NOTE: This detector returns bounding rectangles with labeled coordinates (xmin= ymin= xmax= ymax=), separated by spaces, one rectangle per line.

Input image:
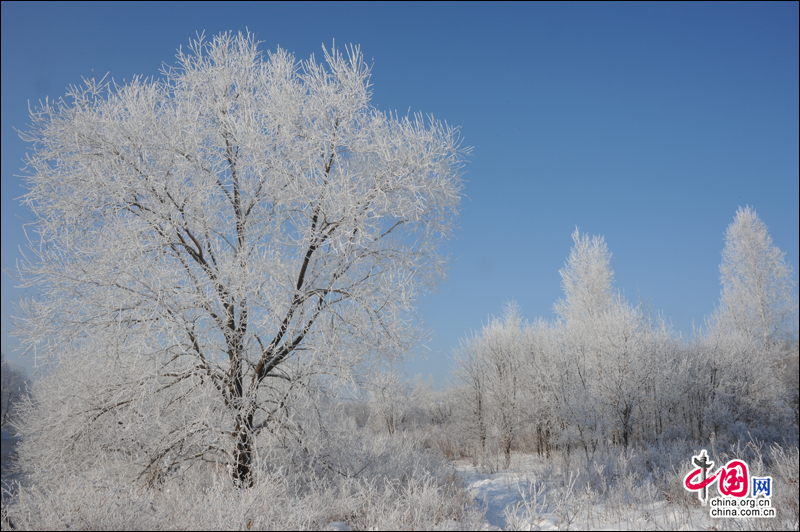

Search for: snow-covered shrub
xmin=769 ymin=444 xmax=799 ymax=530
xmin=5 ymin=421 xmax=484 ymax=530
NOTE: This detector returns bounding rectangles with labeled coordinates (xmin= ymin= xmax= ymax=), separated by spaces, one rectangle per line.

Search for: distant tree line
xmin=445 ymin=207 xmax=798 ymax=467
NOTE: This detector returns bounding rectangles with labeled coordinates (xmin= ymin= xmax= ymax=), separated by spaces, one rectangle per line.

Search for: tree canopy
xmin=13 ymin=32 xmax=467 ymax=486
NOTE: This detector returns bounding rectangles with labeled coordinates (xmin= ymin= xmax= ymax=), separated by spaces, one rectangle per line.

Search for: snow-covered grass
xmin=4 ymin=466 xmax=482 ymax=530
xmin=1 ymin=430 xmax=485 ymax=531
xmin=456 ymin=441 xmax=799 ymax=531
xmin=3 ymin=424 xmax=797 ymax=530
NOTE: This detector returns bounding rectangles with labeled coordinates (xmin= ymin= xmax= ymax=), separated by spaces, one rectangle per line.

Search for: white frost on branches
xmin=554 ymin=228 xmax=615 ymax=327
xmin=715 ymin=206 xmax=798 ymax=348
xmin=12 ymin=31 xmax=467 ymax=487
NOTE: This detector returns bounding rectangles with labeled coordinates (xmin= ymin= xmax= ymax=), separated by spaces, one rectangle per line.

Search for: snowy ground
xmin=3 ymin=436 xmax=793 ymax=530
xmin=454 ymin=453 xmax=720 ymax=531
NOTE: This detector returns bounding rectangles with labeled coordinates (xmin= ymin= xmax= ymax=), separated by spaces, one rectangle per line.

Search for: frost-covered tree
xmin=715 ymin=206 xmax=798 ymax=348
xmin=551 ymin=229 xmax=613 ymax=452
xmin=692 ymin=207 xmax=799 ymax=443
xmin=453 ymin=302 xmax=526 ymax=467
xmin=369 ymin=371 xmax=410 ymax=435
xmin=12 ymin=32 xmax=466 ymax=487
xmin=1 ymin=354 xmax=29 ymax=431
xmin=481 ymin=302 xmax=525 ymax=467
xmin=554 ymin=228 xmax=615 ymax=327
xmin=452 ymin=329 xmax=489 ymax=455
xmin=553 ymin=229 xmax=653 ymax=451
xmin=520 ymin=319 xmax=560 ymax=457
xmin=590 ymin=299 xmax=651 ymax=450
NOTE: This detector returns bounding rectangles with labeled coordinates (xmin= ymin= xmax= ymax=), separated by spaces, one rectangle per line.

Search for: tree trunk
xmin=503 ymin=432 xmax=512 ymax=469
xmin=234 ymin=411 xmax=255 ymax=488
xmin=621 ymin=404 xmax=631 ymax=450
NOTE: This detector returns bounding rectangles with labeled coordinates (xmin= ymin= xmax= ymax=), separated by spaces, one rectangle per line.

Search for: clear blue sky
xmin=2 ymin=2 xmax=798 ymax=384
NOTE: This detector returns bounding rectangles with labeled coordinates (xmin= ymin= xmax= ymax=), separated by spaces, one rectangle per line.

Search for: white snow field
xmin=1 ymin=439 xmax=797 ymax=530
xmin=454 ymin=447 xmax=798 ymax=531
xmin=456 ymin=453 xmax=701 ymax=531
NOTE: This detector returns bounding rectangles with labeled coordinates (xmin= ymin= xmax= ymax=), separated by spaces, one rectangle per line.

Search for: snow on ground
xmin=454 ymin=452 xmax=717 ymax=531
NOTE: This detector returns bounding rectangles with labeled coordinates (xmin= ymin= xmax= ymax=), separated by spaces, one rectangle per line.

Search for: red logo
xmin=684 ymin=450 xmax=749 ymax=504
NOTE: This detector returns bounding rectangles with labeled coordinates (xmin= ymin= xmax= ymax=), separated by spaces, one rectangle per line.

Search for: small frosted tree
xmin=453 ymin=302 xmax=525 ymax=467
xmin=481 ymin=302 xmax=525 ymax=468
xmin=716 ymin=206 xmax=798 ymax=348
xmin=452 ymin=330 xmax=489 ymax=455
xmin=369 ymin=370 xmax=409 ymax=435
xmin=554 ymin=228 xmax=615 ymax=327
xmin=12 ymin=32 xmax=466 ymax=487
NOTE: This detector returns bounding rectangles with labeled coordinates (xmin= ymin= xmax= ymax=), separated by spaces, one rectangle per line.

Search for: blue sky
xmin=2 ymin=2 xmax=798 ymax=384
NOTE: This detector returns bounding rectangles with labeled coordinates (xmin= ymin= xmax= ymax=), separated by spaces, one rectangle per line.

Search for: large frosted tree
xmin=716 ymin=206 xmax=797 ymax=348
xmin=12 ymin=32 xmax=466 ymax=486
xmin=553 ymin=228 xmax=651 ymax=451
